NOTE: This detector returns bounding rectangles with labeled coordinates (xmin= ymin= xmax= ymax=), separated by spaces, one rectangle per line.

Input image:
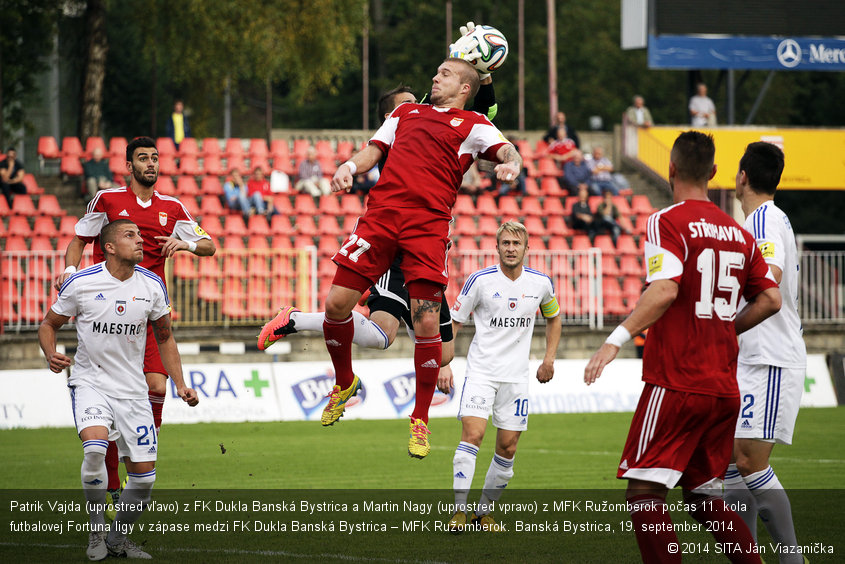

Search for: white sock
xmin=108 ymin=469 xmax=156 ymax=545
xmin=81 ymin=440 xmax=108 ymax=528
xmin=723 ymin=463 xmax=759 ymax=540
xmin=477 ymin=453 xmax=514 ymax=516
xmin=743 ymin=466 xmax=801 ymax=564
xmin=452 ymin=442 xmax=478 ymax=512
xmin=291 ymin=311 xmax=389 ymax=349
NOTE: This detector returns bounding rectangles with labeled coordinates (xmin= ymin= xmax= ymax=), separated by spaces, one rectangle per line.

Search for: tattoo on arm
xmin=501 ymin=145 xmax=522 ymax=169
xmin=151 ymin=315 xmax=173 ymax=344
xmin=412 ymin=300 xmax=441 ymax=325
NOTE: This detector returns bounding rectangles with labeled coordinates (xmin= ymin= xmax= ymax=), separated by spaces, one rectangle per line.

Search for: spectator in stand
xmin=624 ymin=95 xmax=653 ymax=128
xmin=83 ymin=147 xmax=114 ymax=201
xmin=588 ymin=146 xmax=622 ymax=196
xmin=294 ymin=146 xmax=331 ymax=196
xmin=223 ymin=169 xmax=263 ymax=219
xmin=351 ymin=165 xmax=379 ymax=195
xmin=570 ymin=185 xmax=598 ymax=241
xmin=689 ymin=83 xmax=717 ymax=127
xmin=593 ymin=189 xmax=625 ymax=245
xmin=542 ymin=111 xmax=580 ymax=148
xmin=459 ymin=162 xmax=484 ymax=195
xmin=0 ymin=147 xmax=26 ymax=206
xmin=246 ymin=167 xmax=274 ymax=217
xmin=562 ymin=150 xmax=594 ymax=195
xmin=547 ymin=127 xmax=579 ymax=166
xmin=166 ymin=100 xmax=190 ymax=150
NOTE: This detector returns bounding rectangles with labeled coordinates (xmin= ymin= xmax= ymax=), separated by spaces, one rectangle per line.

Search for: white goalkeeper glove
xmin=448 ymin=21 xmax=490 ymax=79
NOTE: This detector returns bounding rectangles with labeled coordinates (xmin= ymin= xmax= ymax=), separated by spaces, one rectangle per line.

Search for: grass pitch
xmin=1 ymin=408 xmax=843 ymax=563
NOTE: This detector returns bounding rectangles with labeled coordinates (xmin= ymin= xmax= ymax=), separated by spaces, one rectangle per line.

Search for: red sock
xmin=628 ymin=494 xmax=681 ymax=564
xmin=105 ymin=442 xmax=120 ymax=490
xmin=687 ymin=495 xmax=762 ymax=564
xmin=324 ymin=315 xmax=355 ymax=389
xmin=410 ymin=335 xmax=441 ymax=423
xmin=148 ymin=391 xmax=165 ymax=432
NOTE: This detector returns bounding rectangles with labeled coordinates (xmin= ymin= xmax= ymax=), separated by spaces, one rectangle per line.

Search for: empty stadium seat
xmin=546 ymin=216 xmax=570 ymax=237
xmin=247 ymin=215 xmax=270 ymax=236
xmin=108 ymin=137 xmax=128 ymax=158
xmin=318 ymin=215 xmax=342 ymax=237
xmin=630 ymin=195 xmax=654 ymax=216
xmin=20 ymin=174 xmax=41 ymax=196
xmin=248 ymin=138 xmax=269 ymax=159
xmin=200 ymin=176 xmax=223 ymax=196
xmin=340 ymin=194 xmax=363 ymax=217
xmin=201 ymin=138 xmax=222 ymax=158
xmin=7 ymin=216 xmax=31 ymax=238
xmin=199 ymin=196 xmax=224 ymax=217
xmin=221 ymin=235 xmax=245 ymax=250
xmin=453 ymin=216 xmax=476 ymax=236
xmin=477 ymin=216 xmax=499 ymax=236
xmin=540 ymin=177 xmax=565 ymax=196
xmin=158 ymin=155 xmax=178 ymax=176
xmin=202 ymin=155 xmax=226 ymax=176
xmin=317 ymin=194 xmax=342 ymax=216
xmin=520 ymin=196 xmax=543 ymax=218
xmin=269 ymin=140 xmax=294 ymax=174
xmin=546 ymin=236 xmax=570 ymax=251
xmin=498 ymin=196 xmax=520 ymax=219
xmin=293 ymin=194 xmax=317 ymax=215
xmin=523 ymin=217 xmax=545 ymax=236
xmin=109 ymin=156 xmax=126 ymax=175
xmin=197 ymin=278 xmax=223 ymax=302
xmin=177 ymin=137 xmax=199 ymax=158
xmin=224 ymin=215 xmax=248 ymax=237
xmin=601 ymin=255 xmax=620 ymax=277
xmin=593 ymin=235 xmax=616 ymax=254
xmin=515 ymin=139 xmax=535 ymax=161
xmin=226 ymin=154 xmax=246 ymax=175
xmin=293 ymin=235 xmax=315 ymax=249
xmin=619 ymin=255 xmax=642 ymax=277
xmin=317 ymin=236 xmax=339 ymax=257
xmin=61 ymin=137 xmax=83 ymax=159
xmin=249 ymin=156 xmax=272 ymax=175
xmin=476 ymin=195 xmax=498 ymax=216
xmin=246 ymin=255 xmax=272 ymax=278
xmin=0 ymin=198 xmax=10 ymax=217
xmin=453 ymin=194 xmax=475 ymax=216
xmin=32 ymin=216 xmax=58 ymax=238
xmin=11 ymin=195 xmax=36 ymax=216
xmin=178 ymin=155 xmax=202 ymax=176
xmin=456 ymin=237 xmax=479 ymax=252
xmin=570 ymin=235 xmax=591 ymax=251
xmin=272 ymin=195 xmax=294 ymax=216
xmin=523 ymin=177 xmax=540 ymax=195
xmin=180 ymin=196 xmax=200 ymax=219
xmin=224 ymin=138 xmax=244 ymax=158
xmin=335 ymin=140 xmax=354 ymax=162
xmin=248 ymin=235 xmax=270 ymax=249
xmin=155 ymin=137 xmax=177 ymax=157
xmin=292 ymin=139 xmax=309 ymax=162
xmin=536 ymin=158 xmax=559 ymax=177
xmin=294 ymin=215 xmax=317 ymax=237
xmin=603 ymin=294 xmax=629 ymax=317
xmin=60 ymin=156 xmax=84 ymax=176
xmin=616 ymin=234 xmax=638 ymax=255
xmin=155 ymin=176 xmax=176 ymax=196
xmin=270 ymin=214 xmax=294 ymax=236
xmin=176 ymin=176 xmax=200 ymax=197
xmin=271 ymin=234 xmax=292 ymax=250
xmin=58 ymin=216 xmax=77 ymax=237
xmin=38 ymin=136 xmax=61 ymax=160
xmin=198 ymin=257 xmax=223 ymax=279
xmin=632 ymin=215 xmax=648 ymax=235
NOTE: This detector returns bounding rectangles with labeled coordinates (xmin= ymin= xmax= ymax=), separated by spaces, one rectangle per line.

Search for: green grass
xmin=1 ymin=408 xmax=843 ymax=562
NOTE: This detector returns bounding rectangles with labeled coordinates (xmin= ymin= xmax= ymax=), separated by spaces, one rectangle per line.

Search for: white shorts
xmin=457 ymin=378 xmax=529 ymax=432
xmin=735 ymin=364 xmax=803 ymax=445
xmin=70 ymin=385 xmax=158 ymax=462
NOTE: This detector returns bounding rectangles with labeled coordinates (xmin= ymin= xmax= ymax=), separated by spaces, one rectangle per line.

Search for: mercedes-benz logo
xmin=777 ymin=39 xmax=802 ymax=68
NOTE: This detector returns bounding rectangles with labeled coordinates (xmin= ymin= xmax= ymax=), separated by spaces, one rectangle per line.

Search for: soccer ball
xmin=467 ymin=25 xmax=509 ymax=74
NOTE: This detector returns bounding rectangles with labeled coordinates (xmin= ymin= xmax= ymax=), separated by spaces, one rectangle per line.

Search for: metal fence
xmin=800 ymin=251 xmax=845 ymax=324
xmin=1 ymin=248 xmax=602 ymax=332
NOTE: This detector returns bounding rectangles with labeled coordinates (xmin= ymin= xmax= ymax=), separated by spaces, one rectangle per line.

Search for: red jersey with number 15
xmin=75 ymin=186 xmax=211 ymax=280
xmin=642 ymin=199 xmax=777 ymax=398
xmin=368 ymin=103 xmax=508 ymax=215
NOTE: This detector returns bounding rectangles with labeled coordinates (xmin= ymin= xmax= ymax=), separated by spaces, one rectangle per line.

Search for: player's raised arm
xmin=332 ymin=144 xmax=384 ymax=193
xmin=493 ymin=143 xmax=522 ymax=184
xmin=584 ymin=279 xmax=679 ymax=385
xmin=54 ymin=236 xmax=88 ymax=291
xmin=38 ymin=310 xmax=73 ymax=373
xmin=154 ymin=235 xmax=215 ymax=258
xmin=150 ymin=314 xmax=198 ymax=406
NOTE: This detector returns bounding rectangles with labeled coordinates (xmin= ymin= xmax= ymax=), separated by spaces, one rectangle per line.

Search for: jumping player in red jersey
xmin=584 ymin=131 xmax=781 ymax=564
xmin=54 ymin=136 xmax=215 ymax=508
xmin=320 ymin=58 xmax=521 ymax=459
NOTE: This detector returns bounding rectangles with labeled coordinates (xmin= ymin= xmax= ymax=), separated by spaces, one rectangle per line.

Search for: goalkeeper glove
xmin=448 ymin=23 xmax=491 ymax=80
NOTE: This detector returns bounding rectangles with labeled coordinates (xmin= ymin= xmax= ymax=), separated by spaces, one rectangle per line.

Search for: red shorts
xmin=617 ymin=383 xmax=739 ymax=490
xmin=143 ymin=323 xmax=168 ymax=377
xmin=333 ymin=207 xmax=451 ymax=287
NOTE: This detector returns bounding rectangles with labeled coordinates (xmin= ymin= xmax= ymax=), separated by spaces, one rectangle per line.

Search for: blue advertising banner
xmin=649 ymin=35 xmax=845 ymax=70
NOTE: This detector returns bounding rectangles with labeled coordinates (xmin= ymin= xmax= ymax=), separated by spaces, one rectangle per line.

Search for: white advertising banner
xmin=0 ymin=354 xmax=836 ymax=428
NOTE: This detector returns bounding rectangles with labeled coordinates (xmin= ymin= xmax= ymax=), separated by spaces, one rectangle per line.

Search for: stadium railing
xmin=800 ymin=251 xmax=845 ymax=324
xmin=1 ymin=248 xmax=603 ymax=332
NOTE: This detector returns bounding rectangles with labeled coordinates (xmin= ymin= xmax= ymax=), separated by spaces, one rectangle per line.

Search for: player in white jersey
xmin=442 ymin=221 xmax=561 ymax=532
xmin=38 ymin=219 xmax=198 ymax=561
xmin=724 ymin=142 xmax=807 ymax=561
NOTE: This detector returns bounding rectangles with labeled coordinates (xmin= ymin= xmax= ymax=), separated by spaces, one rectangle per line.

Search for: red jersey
xmin=368 ymin=103 xmax=508 ymax=215
xmin=247 ymin=179 xmax=271 ymax=198
xmin=642 ymin=200 xmax=776 ymax=398
xmin=75 ymin=186 xmax=211 ymax=280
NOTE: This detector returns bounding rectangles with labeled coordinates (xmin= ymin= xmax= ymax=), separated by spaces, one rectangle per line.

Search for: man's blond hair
xmin=444 ymin=57 xmax=480 ymax=100
xmin=496 ymin=220 xmax=528 ymax=247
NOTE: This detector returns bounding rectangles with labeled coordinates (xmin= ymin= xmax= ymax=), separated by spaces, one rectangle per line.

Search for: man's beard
xmin=133 ymin=166 xmax=157 ymax=187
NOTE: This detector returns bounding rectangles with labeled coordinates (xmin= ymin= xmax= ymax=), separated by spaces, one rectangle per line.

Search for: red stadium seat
xmin=318 ymin=215 xmax=342 ymax=237
xmin=84 ymin=137 xmax=107 ymax=159
xmin=154 ymin=137 xmax=176 ymax=157
xmin=521 ymin=196 xmax=543 ymax=218
xmin=269 ymin=140 xmax=294 ymax=174
xmin=180 ymin=196 xmax=200 ymax=219
xmin=202 ymin=155 xmax=226 ymax=176
xmin=453 ymin=216 xmax=476 ymax=237
xmin=177 ymin=137 xmax=199 ymax=158
xmin=38 ymin=136 xmax=61 ymax=159
xmin=226 ymin=155 xmax=246 ymax=175
xmin=271 ymin=234 xmax=292 ymax=250
xmin=318 ymin=194 xmax=342 ymax=216
xmin=0 ymin=198 xmax=9 ymax=217
xmin=623 ymin=276 xmax=645 ymax=303
xmin=546 ymin=216 xmax=570 ymax=237
xmin=60 ymin=156 xmax=84 ymax=176
xmin=200 ymin=176 xmax=223 ymax=196
xmin=292 ymin=139 xmax=309 ymax=162
xmin=272 ymin=195 xmax=294 ymax=216
xmin=108 ymin=137 xmax=128 ymax=158
xmin=246 ymin=214 xmax=270 ymax=236
xmin=61 ymin=137 xmax=83 ymax=158
xmin=199 ymin=195 xmax=224 ymax=217
xmin=246 ymin=255 xmax=272 ymax=279
xmin=197 ymin=278 xmax=223 ymax=302
xmin=593 ymin=235 xmax=616 ymax=254
xmin=546 ymin=236 xmax=569 ymax=251
xmin=498 ymin=196 xmax=520 ymax=219
xmin=108 ymin=156 xmax=127 ymax=176
xmin=201 ymin=138 xmax=222 ymax=158
xmin=453 ymin=194 xmax=475 ymax=216
xmin=523 ymin=217 xmax=545 ymax=236
xmin=540 ymin=177 xmax=565 ymax=196
xmin=248 ymin=235 xmax=270 ymax=250
xmin=536 ymin=158 xmax=559 ymax=177
xmin=58 ymin=216 xmax=77 ymax=237
xmin=11 ymin=195 xmax=36 ymax=216
xmin=339 ymin=194 xmax=363 ymax=217
xmin=221 ymin=235 xmax=245 ymax=250
xmin=294 ymin=215 xmax=318 ymax=237
xmin=176 ymin=176 xmax=200 ymax=197
xmin=632 ymin=215 xmax=648 ymax=235
xmin=630 ymin=195 xmax=654 ymax=216
xmin=248 ymin=139 xmax=269 ymax=159
xmin=317 ymin=236 xmax=339 ymax=257
xmin=570 ymin=235 xmax=591 ymax=251
xmin=32 ymin=216 xmax=58 ymax=238
xmin=155 ymin=176 xmax=176 ymax=196
xmin=523 ymin=177 xmax=541 ymax=196
xmin=293 ymin=235 xmax=315 ymax=249
xmin=515 ymin=139 xmax=535 ymax=161
xmin=198 ymin=257 xmax=222 ymax=279
xmin=173 ymin=253 xmax=198 ymax=280
xmin=601 ymin=255 xmax=620 ymax=277
xmin=478 ymin=236 xmax=498 ymax=250
xmin=249 ymin=156 xmax=272 ymax=175
xmin=7 ymin=216 xmax=31 ymax=238
xmin=224 ymin=215 xmax=248 ymax=237
xmin=619 ymin=255 xmax=642 ymax=277
xmin=315 ymin=140 xmax=333 ymax=160
xmin=476 ymin=195 xmax=498 ymax=216
xmin=543 ymin=196 xmax=565 ymax=216
xmin=224 ymin=138 xmax=245 ymax=158
xmin=293 ymin=194 xmax=318 ymax=216
xmin=178 ymin=155 xmax=202 ymax=176
xmin=616 ymin=234 xmax=638 ymax=255
xmin=477 ymin=216 xmax=499 ymax=236
xmin=335 ymin=140 xmax=354 ymax=162
xmin=618 ymin=215 xmax=635 ymax=235
xmin=603 ymin=294 xmax=629 ymax=317
xmin=158 ymin=155 xmax=178 ymax=176
xmin=612 ymin=196 xmax=632 ymax=215
xmin=456 ymin=237 xmax=479 ymax=252
xmin=270 ymin=214 xmax=294 ymax=236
